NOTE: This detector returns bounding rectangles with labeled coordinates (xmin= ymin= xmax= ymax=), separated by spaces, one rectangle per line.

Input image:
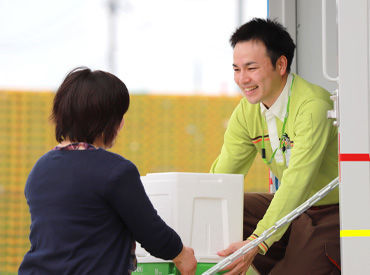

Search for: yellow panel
xmin=340 ymin=230 xmax=370 ymax=237
xmin=0 ymin=90 xmax=269 ymax=273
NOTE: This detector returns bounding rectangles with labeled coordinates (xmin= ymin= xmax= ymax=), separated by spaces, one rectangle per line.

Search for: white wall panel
xmin=338 ymin=0 xmax=369 ymax=154
xmin=296 ymin=0 xmax=338 ymax=92
xmin=340 ymin=163 xmax=370 ymax=229
xmin=268 ymin=0 xmax=297 ymax=73
xmin=341 ymin=237 xmax=370 ymax=274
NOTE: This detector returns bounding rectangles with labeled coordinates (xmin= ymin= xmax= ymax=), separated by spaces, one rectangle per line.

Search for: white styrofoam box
xmin=136 ymin=172 xmax=244 ymax=263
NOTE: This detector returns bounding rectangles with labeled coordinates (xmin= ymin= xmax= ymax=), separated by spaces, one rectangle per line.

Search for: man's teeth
xmin=245 ymin=86 xmax=258 ymax=92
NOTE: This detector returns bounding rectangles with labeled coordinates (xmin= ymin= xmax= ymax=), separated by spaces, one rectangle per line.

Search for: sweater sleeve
xmin=105 ymin=161 xmax=183 ymax=260
xmin=252 ymin=99 xmax=335 ymax=253
xmin=210 ymin=101 xmax=257 ymax=174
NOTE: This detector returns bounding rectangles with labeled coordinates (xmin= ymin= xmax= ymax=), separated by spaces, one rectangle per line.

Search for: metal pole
xmin=108 ymin=0 xmax=119 ymax=74
xmin=237 ymin=0 xmax=244 ymax=26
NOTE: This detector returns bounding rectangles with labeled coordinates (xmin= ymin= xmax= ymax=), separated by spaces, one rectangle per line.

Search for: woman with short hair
xmin=19 ymin=67 xmax=197 ymax=275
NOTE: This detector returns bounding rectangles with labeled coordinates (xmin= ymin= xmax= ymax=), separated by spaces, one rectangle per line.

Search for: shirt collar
xmin=260 ymin=73 xmax=293 ymax=121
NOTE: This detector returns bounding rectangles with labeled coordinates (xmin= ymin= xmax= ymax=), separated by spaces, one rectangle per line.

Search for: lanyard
xmin=261 ymin=75 xmax=294 ymax=165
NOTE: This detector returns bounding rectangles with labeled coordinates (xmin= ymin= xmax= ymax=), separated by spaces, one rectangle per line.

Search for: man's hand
xmin=173 ymin=246 xmax=197 ymax=275
xmin=217 ymin=240 xmax=259 ymax=275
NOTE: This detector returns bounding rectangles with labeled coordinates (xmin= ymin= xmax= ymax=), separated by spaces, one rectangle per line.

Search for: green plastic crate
xmin=133 ymin=262 xmax=175 ymax=275
xmin=190 ymin=263 xmax=227 ymax=274
xmin=132 ymin=262 xmax=226 ymax=275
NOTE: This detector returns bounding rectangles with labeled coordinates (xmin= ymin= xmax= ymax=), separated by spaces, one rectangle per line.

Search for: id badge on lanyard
xmin=282 ymin=133 xmax=293 ymax=167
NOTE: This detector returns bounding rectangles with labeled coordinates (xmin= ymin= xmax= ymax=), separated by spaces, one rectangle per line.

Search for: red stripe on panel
xmin=339 ymin=154 xmax=370 ymax=162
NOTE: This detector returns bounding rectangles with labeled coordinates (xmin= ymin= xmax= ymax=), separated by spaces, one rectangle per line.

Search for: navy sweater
xmin=19 ymin=149 xmax=182 ymax=274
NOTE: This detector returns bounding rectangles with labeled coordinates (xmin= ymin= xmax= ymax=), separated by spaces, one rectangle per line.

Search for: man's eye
xmin=233 ymin=68 xmax=240 ymax=72
xmin=248 ymin=67 xmax=257 ymax=71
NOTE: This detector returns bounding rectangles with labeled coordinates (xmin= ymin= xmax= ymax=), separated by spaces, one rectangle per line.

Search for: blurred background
xmin=0 ymin=0 xmax=269 ymax=273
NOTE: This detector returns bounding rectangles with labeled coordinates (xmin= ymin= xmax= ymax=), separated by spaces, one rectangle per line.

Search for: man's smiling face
xmin=233 ymin=40 xmax=286 ymax=108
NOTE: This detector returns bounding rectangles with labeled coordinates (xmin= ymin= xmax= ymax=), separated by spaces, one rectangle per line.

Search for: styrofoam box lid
xmin=136 ymin=172 xmax=244 ymax=263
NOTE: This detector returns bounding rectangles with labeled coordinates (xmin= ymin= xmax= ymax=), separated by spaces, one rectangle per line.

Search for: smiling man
xmin=210 ymin=19 xmax=340 ymax=274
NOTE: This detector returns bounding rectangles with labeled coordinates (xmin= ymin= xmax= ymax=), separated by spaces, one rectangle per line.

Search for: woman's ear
xmin=118 ymin=117 xmax=125 ymax=132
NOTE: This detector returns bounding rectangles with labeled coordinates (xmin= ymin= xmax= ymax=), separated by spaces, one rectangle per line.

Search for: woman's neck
xmin=59 ymin=138 xmax=106 ymax=149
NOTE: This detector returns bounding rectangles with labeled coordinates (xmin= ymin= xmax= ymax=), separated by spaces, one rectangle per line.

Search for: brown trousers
xmin=244 ymin=193 xmax=341 ymax=275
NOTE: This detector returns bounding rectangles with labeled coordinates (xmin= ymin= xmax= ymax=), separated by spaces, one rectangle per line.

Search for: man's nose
xmin=238 ymin=70 xmax=251 ymax=84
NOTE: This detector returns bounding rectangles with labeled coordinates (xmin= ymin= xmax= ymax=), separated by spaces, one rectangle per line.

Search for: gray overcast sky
xmin=0 ymin=0 xmax=266 ymax=95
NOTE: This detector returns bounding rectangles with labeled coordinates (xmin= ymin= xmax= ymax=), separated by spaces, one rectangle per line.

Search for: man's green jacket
xmin=211 ymin=74 xmax=339 ymax=253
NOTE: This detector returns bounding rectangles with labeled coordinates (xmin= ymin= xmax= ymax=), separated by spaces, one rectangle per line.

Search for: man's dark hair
xmin=230 ymin=18 xmax=296 ymax=72
xmin=51 ymin=67 xmax=130 ymax=146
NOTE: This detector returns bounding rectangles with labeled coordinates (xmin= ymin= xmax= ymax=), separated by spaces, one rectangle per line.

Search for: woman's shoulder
xmin=96 ymin=149 xmax=138 ymax=172
xmin=97 ymin=149 xmax=131 ymax=163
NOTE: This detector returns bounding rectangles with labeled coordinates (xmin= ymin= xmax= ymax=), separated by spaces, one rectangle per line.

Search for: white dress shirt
xmin=260 ymin=74 xmax=293 ymax=164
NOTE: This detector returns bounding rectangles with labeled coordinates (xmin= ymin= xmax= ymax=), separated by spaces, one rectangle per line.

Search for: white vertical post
xmin=338 ymin=0 xmax=370 ymax=273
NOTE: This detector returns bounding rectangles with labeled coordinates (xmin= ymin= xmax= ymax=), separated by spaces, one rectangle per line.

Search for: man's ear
xmin=277 ymin=55 xmax=288 ymax=75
